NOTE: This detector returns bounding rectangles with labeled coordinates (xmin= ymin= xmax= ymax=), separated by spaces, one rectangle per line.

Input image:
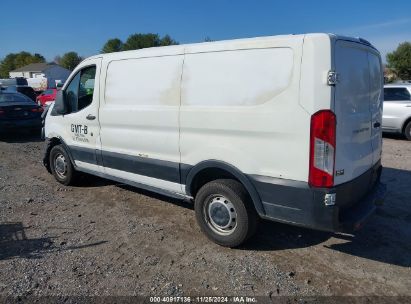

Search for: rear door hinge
xmin=327 ymin=71 xmax=339 ymax=86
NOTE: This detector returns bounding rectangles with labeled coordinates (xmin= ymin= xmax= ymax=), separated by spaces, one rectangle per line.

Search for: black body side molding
xmin=183 ymin=160 xmax=266 ymax=216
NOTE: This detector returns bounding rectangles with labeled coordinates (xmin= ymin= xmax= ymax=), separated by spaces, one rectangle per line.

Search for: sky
xmin=1 ymin=0 xmax=410 ymax=62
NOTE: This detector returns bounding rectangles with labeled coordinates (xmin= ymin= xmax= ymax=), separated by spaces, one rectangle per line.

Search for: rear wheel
xmin=404 ymin=121 xmax=411 ymax=141
xmin=49 ymin=145 xmax=76 ymax=186
xmin=194 ymin=179 xmax=258 ymax=247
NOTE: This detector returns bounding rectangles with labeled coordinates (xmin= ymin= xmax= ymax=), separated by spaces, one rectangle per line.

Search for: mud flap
xmin=43 ymin=138 xmax=53 ymax=174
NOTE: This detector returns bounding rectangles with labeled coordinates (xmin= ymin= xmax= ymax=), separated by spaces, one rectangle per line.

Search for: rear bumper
xmin=339 ymin=182 xmax=386 ymax=231
xmin=0 ymin=118 xmax=42 ymax=130
xmin=248 ymin=161 xmax=386 ymax=232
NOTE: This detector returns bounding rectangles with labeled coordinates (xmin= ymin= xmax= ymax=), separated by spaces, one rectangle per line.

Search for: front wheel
xmin=49 ymin=145 xmax=76 ymax=186
xmin=404 ymin=121 xmax=411 ymax=141
xmin=194 ymin=179 xmax=258 ymax=247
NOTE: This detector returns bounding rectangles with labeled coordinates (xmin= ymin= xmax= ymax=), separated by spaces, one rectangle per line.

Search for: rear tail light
xmin=0 ymin=108 xmax=4 ymax=115
xmin=309 ymin=110 xmax=336 ymax=188
xmin=31 ymin=107 xmax=44 ymax=113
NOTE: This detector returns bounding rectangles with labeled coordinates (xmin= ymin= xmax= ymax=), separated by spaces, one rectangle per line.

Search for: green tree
xmin=386 ymin=42 xmax=411 ymax=80
xmin=101 ymin=38 xmax=123 ymax=53
xmin=160 ymin=35 xmax=178 ymax=46
xmin=122 ymin=33 xmax=178 ymax=51
xmin=34 ymin=53 xmax=45 ymax=61
xmin=123 ymin=33 xmax=161 ymax=51
xmin=0 ymin=51 xmax=45 ymax=78
xmin=60 ymin=52 xmax=82 ymax=71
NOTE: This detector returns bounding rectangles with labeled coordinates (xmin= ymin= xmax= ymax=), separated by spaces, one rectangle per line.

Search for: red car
xmin=36 ymin=89 xmax=58 ymax=107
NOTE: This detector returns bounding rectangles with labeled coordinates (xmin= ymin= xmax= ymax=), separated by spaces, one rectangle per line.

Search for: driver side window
xmin=65 ymin=65 xmax=96 ymax=114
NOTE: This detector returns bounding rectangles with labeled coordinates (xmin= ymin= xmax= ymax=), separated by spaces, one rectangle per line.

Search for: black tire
xmin=404 ymin=121 xmax=411 ymax=141
xmin=194 ymin=179 xmax=258 ymax=247
xmin=49 ymin=144 xmax=76 ymax=186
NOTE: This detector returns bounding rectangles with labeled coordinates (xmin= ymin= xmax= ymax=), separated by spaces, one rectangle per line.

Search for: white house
xmin=9 ymin=63 xmax=71 ymax=89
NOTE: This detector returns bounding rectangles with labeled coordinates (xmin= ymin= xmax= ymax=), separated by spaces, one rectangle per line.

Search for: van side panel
xmin=299 ymin=34 xmax=333 ymax=114
xmin=98 ymin=54 xmax=184 ymax=193
xmin=182 ymin=48 xmax=293 ymax=106
xmin=180 ymin=37 xmax=309 ymax=182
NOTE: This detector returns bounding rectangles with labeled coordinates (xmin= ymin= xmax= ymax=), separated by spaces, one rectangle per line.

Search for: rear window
xmin=0 ymin=93 xmax=33 ymax=103
xmin=384 ymin=87 xmax=411 ymax=101
xmin=18 ymin=87 xmax=35 ymax=94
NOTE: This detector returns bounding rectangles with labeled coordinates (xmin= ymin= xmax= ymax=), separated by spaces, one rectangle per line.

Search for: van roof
xmin=84 ymin=33 xmax=377 ymax=62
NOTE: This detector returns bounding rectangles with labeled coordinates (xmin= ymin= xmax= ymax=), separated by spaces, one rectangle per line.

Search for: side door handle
xmin=86 ymin=114 xmax=96 ymax=120
xmin=373 ymin=122 xmax=381 ymax=128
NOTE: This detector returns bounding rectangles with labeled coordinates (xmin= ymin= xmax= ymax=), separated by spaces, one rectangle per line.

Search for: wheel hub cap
xmin=206 ymin=196 xmax=237 ymax=235
xmin=209 ymin=202 xmax=230 ymax=227
xmin=55 ymin=154 xmax=67 ymax=178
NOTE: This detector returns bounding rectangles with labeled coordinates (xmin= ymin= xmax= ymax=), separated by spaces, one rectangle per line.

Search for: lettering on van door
xmin=71 ymin=124 xmax=89 ymax=143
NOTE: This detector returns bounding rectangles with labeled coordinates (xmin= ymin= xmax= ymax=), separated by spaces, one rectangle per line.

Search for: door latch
xmin=327 ymin=71 xmax=339 ymax=86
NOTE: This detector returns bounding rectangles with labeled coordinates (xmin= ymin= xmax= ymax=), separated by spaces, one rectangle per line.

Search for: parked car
xmin=36 ymin=89 xmax=58 ymax=107
xmin=35 ymin=90 xmax=44 ymax=97
xmin=0 ymin=91 xmax=43 ymax=133
xmin=0 ymin=77 xmax=28 ymax=87
xmin=43 ymin=33 xmax=386 ymax=247
xmin=2 ymin=85 xmax=37 ymax=101
xmin=382 ymin=84 xmax=411 ymax=140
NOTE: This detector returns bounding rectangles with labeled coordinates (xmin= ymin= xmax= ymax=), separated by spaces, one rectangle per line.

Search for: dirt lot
xmin=0 ymin=133 xmax=410 ymax=299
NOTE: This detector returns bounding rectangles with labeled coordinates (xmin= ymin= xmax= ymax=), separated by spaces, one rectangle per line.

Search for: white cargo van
xmin=43 ymin=33 xmax=386 ymax=247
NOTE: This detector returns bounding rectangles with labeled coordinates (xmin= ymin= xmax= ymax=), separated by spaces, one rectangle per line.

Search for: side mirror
xmin=51 ymin=90 xmax=68 ymax=115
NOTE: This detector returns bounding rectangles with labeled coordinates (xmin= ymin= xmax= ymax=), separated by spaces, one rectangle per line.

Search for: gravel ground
xmin=0 ymin=132 xmax=410 ymax=299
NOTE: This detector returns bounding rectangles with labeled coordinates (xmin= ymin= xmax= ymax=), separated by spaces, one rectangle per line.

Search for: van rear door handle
xmin=86 ymin=114 xmax=96 ymax=120
xmin=373 ymin=122 xmax=381 ymax=128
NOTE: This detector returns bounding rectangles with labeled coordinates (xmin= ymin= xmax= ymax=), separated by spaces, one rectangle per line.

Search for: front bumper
xmin=248 ymin=161 xmax=386 ymax=232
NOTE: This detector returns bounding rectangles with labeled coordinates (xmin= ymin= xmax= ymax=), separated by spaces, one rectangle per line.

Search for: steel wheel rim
xmin=204 ymin=195 xmax=237 ymax=236
xmin=54 ymin=153 xmax=67 ymax=179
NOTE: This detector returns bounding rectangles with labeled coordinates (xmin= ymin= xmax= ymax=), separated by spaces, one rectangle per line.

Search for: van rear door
xmin=333 ymin=40 xmax=382 ymax=185
xmin=368 ymin=51 xmax=383 ymax=167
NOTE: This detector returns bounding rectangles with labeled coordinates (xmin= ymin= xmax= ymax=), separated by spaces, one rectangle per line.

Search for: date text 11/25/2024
xmin=149 ymin=296 xmax=257 ymax=303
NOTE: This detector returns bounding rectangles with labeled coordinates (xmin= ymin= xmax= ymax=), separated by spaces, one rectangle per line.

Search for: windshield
xmin=0 ymin=92 xmax=34 ymax=103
